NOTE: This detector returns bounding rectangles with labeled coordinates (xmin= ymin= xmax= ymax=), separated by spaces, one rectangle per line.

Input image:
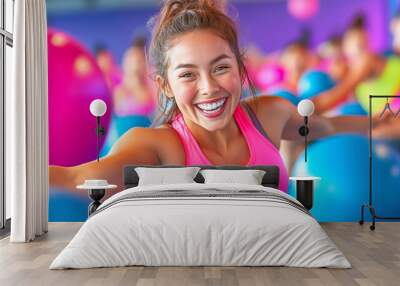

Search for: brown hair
xmin=148 ymin=0 xmax=256 ymax=125
xmin=130 ymin=35 xmax=147 ymax=49
xmin=347 ymin=13 xmax=366 ymax=33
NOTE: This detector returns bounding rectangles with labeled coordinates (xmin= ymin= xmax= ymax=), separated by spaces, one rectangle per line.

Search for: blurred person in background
xmin=317 ymin=35 xmax=348 ymax=82
xmin=312 ymin=14 xmax=386 ymax=113
xmin=342 ymin=14 xmax=385 ymax=79
xmin=389 ymin=10 xmax=400 ymax=56
xmin=94 ymin=44 xmax=122 ymax=93
xmin=113 ymin=36 xmax=156 ymax=118
xmin=99 ymin=37 xmax=157 ymax=157
xmin=280 ymin=29 xmax=317 ymax=93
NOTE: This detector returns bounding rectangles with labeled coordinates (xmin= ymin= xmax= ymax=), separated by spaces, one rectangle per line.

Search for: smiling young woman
xmin=49 ymin=0 xmax=374 ymax=193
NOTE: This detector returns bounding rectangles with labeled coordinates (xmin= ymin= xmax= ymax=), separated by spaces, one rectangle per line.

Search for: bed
xmin=50 ymin=165 xmax=351 ymax=269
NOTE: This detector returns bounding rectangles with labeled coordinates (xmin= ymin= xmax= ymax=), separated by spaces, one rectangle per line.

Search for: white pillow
xmin=200 ymin=169 xmax=266 ymax=185
xmin=135 ymin=167 xmax=200 ymax=186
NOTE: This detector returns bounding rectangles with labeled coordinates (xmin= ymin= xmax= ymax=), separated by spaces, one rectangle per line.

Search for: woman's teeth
xmin=196 ymin=98 xmax=226 ymax=112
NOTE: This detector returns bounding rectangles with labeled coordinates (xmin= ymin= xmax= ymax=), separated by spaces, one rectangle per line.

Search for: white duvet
xmin=50 ymin=183 xmax=351 ymax=269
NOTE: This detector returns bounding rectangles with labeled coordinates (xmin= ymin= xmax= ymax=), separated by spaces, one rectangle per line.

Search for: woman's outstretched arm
xmin=277 ymin=98 xmax=397 ymax=141
xmin=245 ymin=96 xmax=369 ymax=144
xmin=277 ymin=98 xmax=369 ymax=141
xmin=49 ymin=127 xmax=161 ymax=190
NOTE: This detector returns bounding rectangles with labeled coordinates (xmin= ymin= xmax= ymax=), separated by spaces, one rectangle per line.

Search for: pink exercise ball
xmin=288 ymin=0 xmax=319 ymax=20
xmin=254 ymin=62 xmax=285 ymax=92
xmin=48 ymin=29 xmax=112 ymax=166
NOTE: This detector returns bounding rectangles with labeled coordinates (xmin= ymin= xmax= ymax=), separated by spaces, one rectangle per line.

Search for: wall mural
xmin=48 ymin=0 xmax=400 ymax=222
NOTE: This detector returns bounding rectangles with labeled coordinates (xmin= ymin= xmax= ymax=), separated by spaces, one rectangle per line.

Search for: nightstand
xmin=289 ymin=176 xmax=321 ymax=210
xmin=77 ymin=180 xmax=117 ymax=216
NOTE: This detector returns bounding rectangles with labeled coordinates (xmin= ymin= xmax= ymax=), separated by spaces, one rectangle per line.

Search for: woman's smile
xmin=194 ymin=96 xmax=229 ymax=118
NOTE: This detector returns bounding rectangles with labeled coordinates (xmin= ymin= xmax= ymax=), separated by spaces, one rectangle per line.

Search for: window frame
xmin=0 ymin=0 xmax=14 ymax=233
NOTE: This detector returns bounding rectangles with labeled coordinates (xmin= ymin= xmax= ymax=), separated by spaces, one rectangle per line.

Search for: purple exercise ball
xmin=48 ymin=29 xmax=112 ymax=166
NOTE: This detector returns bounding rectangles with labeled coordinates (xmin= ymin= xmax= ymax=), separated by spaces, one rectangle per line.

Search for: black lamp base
xmin=296 ymin=180 xmax=314 ymax=211
xmin=88 ymin=189 xmax=105 ymax=216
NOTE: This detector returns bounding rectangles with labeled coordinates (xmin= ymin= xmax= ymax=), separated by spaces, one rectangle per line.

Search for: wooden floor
xmin=0 ymin=222 xmax=399 ymax=286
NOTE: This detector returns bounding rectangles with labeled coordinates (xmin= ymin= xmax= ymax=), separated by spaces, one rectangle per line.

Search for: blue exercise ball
xmin=49 ymin=187 xmax=90 ymax=222
xmin=298 ymin=70 xmax=335 ymax=99
xmin=385 ymin=139 xmax=400 ymax=153
xmin=336 ymin=101 xmax=368 ymax=116
xmin=270 ymin=89 xmax=300 ymax=105
xmin=382 ymin=50 xmax=395 ymax=58
xmin=289 ymin=135 xmax=400 ymax=222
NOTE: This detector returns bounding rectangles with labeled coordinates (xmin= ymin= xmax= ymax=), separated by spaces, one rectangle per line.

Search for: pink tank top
xmin=171 ymin=104 xmax=289 ymax=192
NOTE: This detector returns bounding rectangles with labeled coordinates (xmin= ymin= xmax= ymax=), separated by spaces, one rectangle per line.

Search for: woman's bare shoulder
xmin=242 ymin=95 xmax=296 ymax=148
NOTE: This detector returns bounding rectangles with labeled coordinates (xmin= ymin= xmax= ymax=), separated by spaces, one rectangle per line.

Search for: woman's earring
xmin=168 ymin=96 xmax=175 ymax=103
xmin=165 ymin=95 xmax=175 ymax=108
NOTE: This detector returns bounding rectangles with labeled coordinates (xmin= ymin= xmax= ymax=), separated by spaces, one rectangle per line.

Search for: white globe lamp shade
xmin=90 ymin=99 xmax=107 ymax=117
xmin=297 ymin=99 xmax=315 ymax=117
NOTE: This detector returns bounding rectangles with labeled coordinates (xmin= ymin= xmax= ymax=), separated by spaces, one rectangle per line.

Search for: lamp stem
xmin=369 ymin=95 xmax=372 ymax=206
xmin=96 ymin=116 xmax=100 ymax=162
xmin=305 ymin=116 xmax=308 ymax=162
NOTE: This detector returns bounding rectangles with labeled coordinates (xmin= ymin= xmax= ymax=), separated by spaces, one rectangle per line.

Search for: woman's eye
xmin=179 ymin=72 xmax=193 ymax=79
xmin=214 ymin=65 xmax=230 ymax=73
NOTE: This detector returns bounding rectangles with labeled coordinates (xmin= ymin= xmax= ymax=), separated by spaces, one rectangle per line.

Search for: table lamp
xmin=291 ymin=99 xmax=320 ymax=211
xmin=89 ymin=99 xmax=107 ymax=162
xmin=297 ymin=99 xmax=315 ymax=162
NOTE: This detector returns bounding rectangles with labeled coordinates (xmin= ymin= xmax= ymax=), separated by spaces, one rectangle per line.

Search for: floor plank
xmin=0 ymin=222 xmax=399 ymax=286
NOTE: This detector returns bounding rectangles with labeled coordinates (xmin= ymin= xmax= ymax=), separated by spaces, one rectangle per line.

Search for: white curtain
xmin=7 ymin=0 xmax=48 ymax=242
